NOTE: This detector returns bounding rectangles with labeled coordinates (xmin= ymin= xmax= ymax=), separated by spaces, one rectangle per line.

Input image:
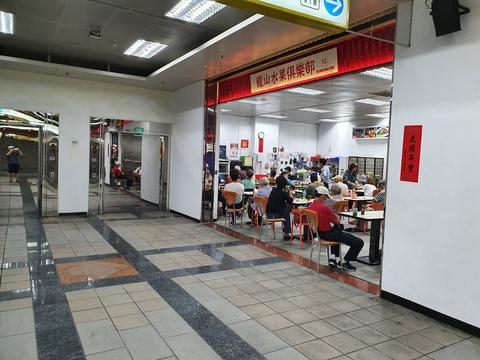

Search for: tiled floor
xmin=221 ymin=214 xmax=382 ymax=285
xmin=0 ymin=180 xmax=479 ymax=360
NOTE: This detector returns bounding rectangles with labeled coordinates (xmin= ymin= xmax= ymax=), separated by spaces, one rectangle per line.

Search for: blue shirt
xmin=320 ymin=165 xmax=331 ymax=185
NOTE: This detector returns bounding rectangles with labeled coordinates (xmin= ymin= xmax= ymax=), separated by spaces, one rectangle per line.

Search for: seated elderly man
xmin=249 ymin=177 xmax=272 ymax=222
xmin=332 ymin=175 xmax=349 ymax=196
xmin=308 ymin=186 xmax=364 ymax=270
xmin=305 ymin=173 xmax=322 ymax=199
xmin=324 ymin=184 xmax=344 ymax=210
xmin=373 ymin=179 xmax=386 ymax=203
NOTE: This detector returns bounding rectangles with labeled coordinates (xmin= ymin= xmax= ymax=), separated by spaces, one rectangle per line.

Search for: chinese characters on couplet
xmin=400 ymin=125 xmax=423 ymax=183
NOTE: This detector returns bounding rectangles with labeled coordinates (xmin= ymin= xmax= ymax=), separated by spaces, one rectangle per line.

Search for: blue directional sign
xmin=324 ymin=0 xmax=344 ymax=17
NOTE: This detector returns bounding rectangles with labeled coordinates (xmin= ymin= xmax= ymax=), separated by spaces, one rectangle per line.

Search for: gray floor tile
xmin=324 ymin=314 xmax=363 ymax=331
xmin=230 ymin=319 xmax=289 ymax=354
xmin=0 ymin=307 xmax=35 ymax=337
xmin=120 ymin=325 xmax=173 ymax=360
xmin=202 ymin=298 xmax=250 ymax=324
xmin=295 ymin=339 xmax=343 ymax=360
xmin=182 ymin=283 xmax=222 ymax=302
xmin=370 ymin=319 xmax=413 ymax=338
xmin=274 ymin=326 xmax=316 ymax=346
xmin=301 ymin=320 xmax=341 ymax=338
xmin=348 ymin=347 xmax=391 ymax=360
xmin=165 ymin=332 xmax=222 ymax=360
xmin=73 ymin=308 xmax=109 ymax=324
xmin=418 ymin=326 xmax=466 ymax=346
xmin=87 ymin=347 xmax=133 ymax=360
xmin=397 ymin=333 xmax=444 ymax=354
xmin=265 ymin=347 xmax=310 ymax=360
xmin=429 ymin=339 xmax=480 ymax=360
xmin=264 ymin=299 xmax=297 ymax=313
xmin=346 ymin=309 xmax=384 ymax=325
xmin=145 ymin=308 xmax=193 ymax=337
xmin=77 ymin=319 xmax=124 ymax=355
xmin=241 ymin=303 xmax=276 ymax=319
xmin=347 ymin=326 xmax=391 ymax=346
xmin=374 ymin=339 xmax=422 ymax=360
xmin=321 ymin=332 xmax=368 ymax=354
xmin=282 ymin=309 xmax=319 ymax=324
xmin=0 ymin=332 xmax=37 ymax=360
xmin=257 ymin=314 xmax=295 ymax=331
xmin=306 ymin=305 xmax=341 ymax=319
xmin=391 ymin=313 xmax=434 ymax=332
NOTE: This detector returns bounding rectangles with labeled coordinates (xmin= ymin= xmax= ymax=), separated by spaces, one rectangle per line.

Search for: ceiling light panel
xmin=0 ymin=11 xmax=14 ymax=35
xmin=361 ymin=67 xmax=393 ymax=80
xmin=166 ymin=0 xmax=226 ymax=24
xmin=300 ymin=108 xmax=331 ymax=113
xmin=260 ymin=114 xmax=287 ymax=119
xmin=124 ymin=40 xmax=167 ymax=58
xmin=220 ymin=109 xmax=232 ymax=112
xmin=355 ymin=98 xmax=390 ymax=106
xmin=237 ymin=99 xmax=267 ymax=105
xmin=286 ymin=87 xmax=326 ymax=95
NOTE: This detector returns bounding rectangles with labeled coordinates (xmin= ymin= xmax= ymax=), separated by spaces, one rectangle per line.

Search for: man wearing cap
xmin=332 ymin=175 xmax=349 ymax=197
xmin=307 ymin=186 xmax=364 ymax=270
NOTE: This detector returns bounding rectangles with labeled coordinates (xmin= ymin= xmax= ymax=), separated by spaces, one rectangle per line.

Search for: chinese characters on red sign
xmin=250 ymin=48 xmax=338 ymax=93
xmin=400 ymin=125 xmax=423 ymax=183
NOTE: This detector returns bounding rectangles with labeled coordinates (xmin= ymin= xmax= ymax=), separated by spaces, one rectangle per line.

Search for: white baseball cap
xmin=315 ymin=186 xmax=331 ymax=198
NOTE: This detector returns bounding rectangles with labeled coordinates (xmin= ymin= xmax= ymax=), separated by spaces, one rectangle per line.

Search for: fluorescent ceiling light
xmin=260 ymin=114 xmax=287 ymax=119
xmin=286 ymin=87 xmax=325 ymax=96
xmin=367 ymin=113 xmax=389 ymax=118
xmin=166 ymin=0 xmax=226 ymax=24
xmin=237 ymin=99 xmax=267 ymax=105
xmin=220 ymin=109 xmax=232 ymax=112
xmin=300 ymin=108 xmax=331 ymax=113
xmin=0 ymin=11 xmax=14 ymax=34
xmin=355 ymin=98 xmax=390 ymax=106
xmin=361 ymin=67 xmax=393 ymax=81
xmin=317 ymin=119 xmax=339 ymax=123
xmin=124 ymin=40 xmax=167 ymax=58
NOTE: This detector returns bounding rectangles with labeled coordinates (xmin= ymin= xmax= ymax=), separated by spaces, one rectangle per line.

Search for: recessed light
xmin=166 ymin=0 xmax=226 ymax=24
xmin=300 ymin=108 xmax=331 ymax=113
xmin=367 ymin=113 xmax=390 ymax=118
xmin=355 ymin=98 xmax=390 ymax=106
xmin=124 ymin=40 xmax=167 ymax=58
xmin=237 ymin=99 xmax=267 ymax=105
xmin=361 ymin=67 xmax=393 ymax=81
xmin=0 ymin=11 xmax=14 ymax=35
xmin=260 ymin=114 xmax=287 ymax=119
xmin=286 ymin=87 xmax=325 ymax=96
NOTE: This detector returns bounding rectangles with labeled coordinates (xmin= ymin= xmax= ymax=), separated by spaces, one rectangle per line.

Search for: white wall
xmin=0 ymin=69 xmax=172 ymax=213
xmin=218 ymin=114 xmax=254 ymax=159
xmin=169 ymin=81 xmax=204 ymax=221
xmin=382 ymin=0 xmax=480 ymax=328
xmin=279 ymin=121 xmax=318 ymax=155
xmin=317 ymin=120 xmax=389 ymax=177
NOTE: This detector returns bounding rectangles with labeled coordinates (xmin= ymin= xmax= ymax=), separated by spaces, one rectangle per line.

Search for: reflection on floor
xmin=0 ymin=179 xmax=479 ymax=360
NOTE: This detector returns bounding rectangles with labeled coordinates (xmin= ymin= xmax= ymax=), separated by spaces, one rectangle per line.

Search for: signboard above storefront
xmin=250 ymin=48 xmax=338 ymax=93
xmin=217 ymin=0 xmax=350 ymax=32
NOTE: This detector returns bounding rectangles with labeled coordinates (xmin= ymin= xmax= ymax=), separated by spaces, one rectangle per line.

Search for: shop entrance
xmin=88 ymin=118 xmax=169 ymax=216
xmin=0 ymin=109 xmax=59 ymax=217
xmin=205 ymin=64 xmax=392 ymax=286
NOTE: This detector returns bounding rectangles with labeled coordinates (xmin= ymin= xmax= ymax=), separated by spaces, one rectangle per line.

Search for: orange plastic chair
xmin=303 ymin=209 xmax=344 ymax=272
xmin=253 ymin=196 xmax=285 ymax=242
xmin=222 ymin=190 xmax=244 ymax=227
xmin=370 ymin=202 xmax=385 ymax=211
xmin=290 ymin=208 xmax=309 ymax=248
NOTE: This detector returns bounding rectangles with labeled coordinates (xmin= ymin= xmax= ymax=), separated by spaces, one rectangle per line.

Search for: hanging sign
xmin=250 ymin=48 xmax=338 ymax=93
xmin=217 ymin=0 xmax=350 ymax=32
xmin=258 ymin=132 xmax=265 ymax=153
xmin=134 ymin=127 xmax=144 ymax=135
xmin=400 ymin=125 xmax=423 ymax=183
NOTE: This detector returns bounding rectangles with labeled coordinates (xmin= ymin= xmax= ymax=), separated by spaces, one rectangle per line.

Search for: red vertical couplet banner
xmin=258 ymin=138 xmax=264 ymax=153
xmin=400 ymin=125 xmax=423 ymax=183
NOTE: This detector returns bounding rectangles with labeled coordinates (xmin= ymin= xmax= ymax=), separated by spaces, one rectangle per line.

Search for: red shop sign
xmin=240 ymin=139 xmax=249 ymax=149
xmin=400 ymin=125 xmax=423 ymax=183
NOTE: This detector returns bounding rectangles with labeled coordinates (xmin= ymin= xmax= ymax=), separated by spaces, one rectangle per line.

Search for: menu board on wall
xmin=353 ymin=126 xmax=389 ymax=139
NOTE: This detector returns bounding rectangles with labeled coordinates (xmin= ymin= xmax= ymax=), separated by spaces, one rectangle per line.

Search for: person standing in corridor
xmin=6 ymin=146 xmax=23 ymax=183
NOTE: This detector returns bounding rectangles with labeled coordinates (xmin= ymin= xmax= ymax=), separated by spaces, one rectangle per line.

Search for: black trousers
xmin=318 ymin=228 xmax=364 ymax=262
